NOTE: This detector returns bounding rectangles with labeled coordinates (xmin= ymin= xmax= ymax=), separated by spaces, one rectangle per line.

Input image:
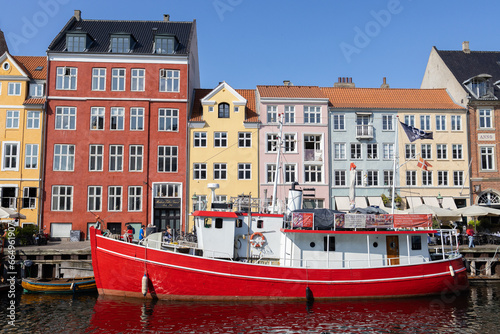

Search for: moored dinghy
xmin=22 ymin=276 xmax=97 ymax=294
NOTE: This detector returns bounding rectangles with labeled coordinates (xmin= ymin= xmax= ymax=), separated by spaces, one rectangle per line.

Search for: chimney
xmin=283 ymin=80 xmax=293 ymax=86
xmin=164 ymin=14 xmax=170 ymax=22
xmin=462 ymin=41 xmax=470 ymax=54
xmin=333 ymin=77 xmax=355 ymax=88
xmin=74 ymin=10 xmax=81 ymax=21
xmin=0 ymin=29 xmax=9 ymax=55
xmin=380 ymin=77 xmax=390 ymax=89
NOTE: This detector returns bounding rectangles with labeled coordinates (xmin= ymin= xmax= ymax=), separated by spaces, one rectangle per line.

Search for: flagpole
xmin=392 ymin=117 xmax=399 ymax=215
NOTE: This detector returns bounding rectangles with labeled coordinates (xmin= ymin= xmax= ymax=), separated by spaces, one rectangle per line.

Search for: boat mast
xmin=391 ymin=116 xmax=399 ymax=214
xmin=271 ymin=114 xmax=284 ymax=214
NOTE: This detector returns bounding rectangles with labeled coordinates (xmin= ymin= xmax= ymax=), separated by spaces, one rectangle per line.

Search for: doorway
xmin=386 ymin=236 xmax=400 ymax=265
xmin=154 ymin=208 xmax=180 ymax=233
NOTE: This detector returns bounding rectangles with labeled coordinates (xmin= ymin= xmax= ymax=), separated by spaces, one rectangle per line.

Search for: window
xmin=406 ymin=171 xmax=416 ymax=186
xmin=480 ymin=146 xmax=495 ymax=170
xmin=88 ymin=186 xmax=102 ymax=212
xmin=383 ymin=143 xmax=394 ymax=160
xmin=111 ymin=36 xmax=131 ymax=53
xmin=8 ymin=82 xmax=21 ymax=95
xmin=453 ymin=171 xmax=464 ymax=186
xmin=479 ymin=109 xmax=492 ymax=128
xmin=159 ymin=69 xmax=179 ymax=92
xmin=267 ymin=134 xmax=278 ymax=152
xmin=451 ymin=144 xmax=463 ymax=160
xmin=154 ymin=184 xmax=180 ymax=198
xmin=26 ymin=111 xmax=40 ymax=129
xmin=234 ymin=106 xmax=239 ymax=113
xmin=366 ymin=170 xmax=378 ymax=186
xmin=450 ymin=115 xmax=462 ymax=131
xmin=324 ymin=236 xmax=335 ymax=252
xmin=239 ymin=132 xmax=251 ymax=148
xmin=108 ymin=186 xmax=122 ymax=211
xmin=128 ymin=186 xmax=142 ymax=211
xmin=304 ymin=135 xmax=322 ymax=161
xmin=382 ymin=115 xmax=393 ymax=130
xmin=285 ymin=164 xmax=296 ymax=183
xmin=131 ymin=69 xmax=145 ymax=91
xmin=267 ymin=105 xmax=277 ymax=123
xmin=155 ymin=36 xmax=175 ymax=54
xmin=465 ymin=77 xmax=493 ymax=98
xmin=214 ymin=132 xmax=227 ymax=147
xmin=351 ymin=143 xmax=361 ymax=159
xmin=384 ymin=170 xmax=393 ymax=186
xmin=404 ymin=115 xmax=415 ymax=127
xmin=89 ymin=145 xmax=104 ymax=171
xmin=29 ymin=83 xmax=44 ymax=97
xmin=218 ymin=103 xmax=230 ymax=118
xmin=305 ymin=165 xmax=322 ymax=183
xmin=158 ymin=146 xmax=178 ymax=172
xmin=367 ymin=143 xmax=378 ymax=160
xmin=51 ymin=186 xmax=73 ymax=211
xmin=2 ymin=142 xmax=19 ymax=171
xmin=421 ymin=144 xmax=432 ymax=159
xmin=422 ymin=170 xmax=432 ymax=186
xmin=238 ymin=163 xmax=251 ymax=180
xmin=356 ymin=170 xmax=363 ymax=186
xmin=92 ymin=68 xmax=106 ymax=91
xmin=333 ymin=114 xmax=345 ymax=130
xmin=334 ymin=170 xmax=346 ymax=186
xmin=284 ymin=134 xmax=296 ymax=152
xmin=6 ymin=110 xmax=19 ymax=128
xmin=67 ymin=34 xmax=86 ymax=52
xmin=193 ymin=163 xmax=207 ymax=180
xmin=23 ymin=187 xmax=37 ymax=209
xmin=214 ymin=163 xmax=227 ymax=180
xmin=334 ymin=143 xmax=346 ymax=160
xmin=53 ymin=144 xmax=75 ymax=171
xmin=436 ymin=115 xmax=446 ymax=131
xmin=304 ymin=106 xmax=321 ymax=124
xmin=129 ymin=145 xmax=143 ymax=172
xmin=25 ymin=144 xmax=38 ymax=169
xmin=411 ymin=236 xmax=422 ymax=250
xmin=90 ymin=107 xmax=105 ymax=130
xmin=56 ymin=67 xmax=77 ymax=90
xmin=436 ymin=144 xmax=447 ymax=159
xmin=437 ymin=171 xmax=448 ymax=186
xmin=194 ymin=132 xmax=207 ymax=147
xmin=130 ymin=108 xmax=144 ymax=131
xmin=55 ymin=107 xmax=76 ymax=130
xmin=284 ymin=106 xmax=295 ymax=123
xmin=420 ymin=115 xmax=431 ymax=131
xmin=405 ymin=144 xmax=416 ymax=159
xmin=110 ymin=107 xmax=125 ymax=130
xmin=109 ymin=145 xmax=123 ymax=172
xmin=267 ymin=164 xmax=277 ymax=183
xmin=158 ymin=108 xmax=178 ymax=131
xmin=208 ymin=106 xmax=214 ymax=112
xmin=111 ymin=68 xmax=126 ymax=91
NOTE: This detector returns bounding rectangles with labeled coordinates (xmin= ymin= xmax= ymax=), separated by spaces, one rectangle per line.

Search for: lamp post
xmin=192 ymin=193 xmax=198 ymax=212
xmin=437 ymin=193 xmax=443 ymax=208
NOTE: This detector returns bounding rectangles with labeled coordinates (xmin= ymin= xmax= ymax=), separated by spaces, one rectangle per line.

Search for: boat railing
xmin=280 ymin=254 xmax=431 ymax=269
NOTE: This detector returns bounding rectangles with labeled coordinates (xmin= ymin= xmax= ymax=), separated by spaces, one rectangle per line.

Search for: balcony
xmin=356 ymin=125 xmax=374 ymax=139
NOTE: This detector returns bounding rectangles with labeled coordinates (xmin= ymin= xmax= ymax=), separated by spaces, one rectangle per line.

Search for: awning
xmin=355 ymin=197 xmax=367 ymax=208
xmin=334 ymin=197 xmax=350 ymax=211
xmin=367 ymin=196 xmax=384 ymax=207
xmin=406 ymin=196 xmax=423 ymax=208
xmin=441 ymin=197 xmax=457 ymax=210
xmin=422 ymin=197 xmax=440 ymax=207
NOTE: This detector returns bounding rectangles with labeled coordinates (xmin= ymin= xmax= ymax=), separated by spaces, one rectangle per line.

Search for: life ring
xmin=250 ymin=232 xmax=265 ymax=248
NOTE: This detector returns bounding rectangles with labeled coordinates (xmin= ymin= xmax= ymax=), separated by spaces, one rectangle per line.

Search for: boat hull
xmin=22 ymin=277 xmax=97 ymax=294
xmin=90 ymin=228 xmax=469 ymax=300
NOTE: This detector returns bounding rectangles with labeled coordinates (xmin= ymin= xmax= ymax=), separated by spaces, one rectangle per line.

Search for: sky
xmin=1 ymin=0 xmax=500 ymax=90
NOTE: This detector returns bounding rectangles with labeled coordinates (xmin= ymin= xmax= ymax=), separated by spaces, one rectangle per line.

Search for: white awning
xmin=422 ymin=197 xmax=440 ymax=207
xmin=367 ymin=196 xmax=384 ymax=207
xmin=334 ymin=197 xmax=350 ymax=211
xmin=355 ymin=197 xmax=367 ymax=208
xmin=406 ymin=196 xmax=423 ymax=208
xmin=441 ymin=197 xmax=457 ymax=210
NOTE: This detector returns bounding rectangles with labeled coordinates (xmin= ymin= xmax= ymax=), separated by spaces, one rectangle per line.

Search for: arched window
xmin=218 ymin=103 xmax=230 ymax=118
xmin=478 ymin=192 xmax=500 ymax=205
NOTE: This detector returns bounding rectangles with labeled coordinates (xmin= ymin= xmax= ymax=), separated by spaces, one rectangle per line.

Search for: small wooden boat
xmin=22 ymin=276 xmax=97 ymax=294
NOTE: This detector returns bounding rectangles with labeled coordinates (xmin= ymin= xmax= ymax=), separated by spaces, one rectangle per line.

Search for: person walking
xmin=466 ymin=225 xmax=475 ymax=248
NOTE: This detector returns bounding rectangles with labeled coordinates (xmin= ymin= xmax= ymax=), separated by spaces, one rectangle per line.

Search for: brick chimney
xmin=333 ymin=77 xmax=355 ymax=88
xmin=0 ymin=28 xmax=9 ymax=55
xmin=462 ymin=41 xmax=470 ymax=54
xmin=380 ymin=77 xmax=390 ymax=89
xmin=164 ymin=14 xmax=170 ymax=22
xmin=74 ymin=10 xmax=81 ymax=21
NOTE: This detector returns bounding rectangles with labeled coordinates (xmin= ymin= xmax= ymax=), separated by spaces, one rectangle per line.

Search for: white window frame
xmin=25 ymin=144 xmax=38 ymax=169
xmin=404 ymin=115 xmax=415 ymax=127
xmin=128 ymin=186 xmax=142 ymax=212
xmin=1 ymin=142 xmax=20 ymax=171
xmin=383 ymin=143 xmax=394 ymax=160
xmin=267 ymin=105 xmax=278 ymax=123
xmin=405 ymin=144 xmax=416 ymax=159
xmin=108 ymin=186 xmax=123 ymax=212
xmin=129 ymin=145 xmax=143 ymax=172
xmin=284 ymin=133 xmax=296 ymax=153
xmin=333 ymin=114 xmax=345 ymax=130
xmin=334 ymin=143 xmax=346 ymax=160
xmin=26 ymin=111 xmax=40 ymax=129
xmin=420 ymin=115 xmax=431 ymax=131
xmin=87 ymin=186 xmax=102 ymax=212
xmin=453 ymin=171 xmax=464 ymax=186
xmin=110 ymin=107 xmax=125 ymax=130
xmin=193 ymin=163 xmax=207 ymax=180
xmin=56 ymin=67 xmax=77 ymax=90
xmin=435 ymin=115 xmax=446 ymax=131
xmin=436 ymin=144 xmax=448 ymax=160
xmin=55 ymin=106 xmax=76 ymax=130
xmin=367 ymin=143 xmax=378 ymax=160
xmin=304 ymin=164 xmax=322 ymax=183
xmin=366 ymin=170 xmax=378 ymax=186
xmin=422 ymin=170 xmax=433 ymax=186
xmin=451 ymin=115 xmax=462 ymax=131
xmin=213 ymin=163 xmax=227 ymax=180
xmin=267 ymin=133 xmax=278 ymax=153
xmin=51 ymin=185 xmax=73 ymax=211
xmin=131 ymin=68 xmax=145 ymax=92
xmin=452 ymin=144 xmax=463 ymax=160
xmin=479 ymin=109 xmax=493 ymax=129
xmin=383 ymin=170 xmax=393 ymax=186
xmin=382 ymin=114 xmax=393 ymax=131
xmin=480 ymin=145 xmax=495 ymax=171
xmin=304 ymin=106 xmax=321 ymax=124
xmin=238 ymin=132 xmax=252 ymax=148
xmin=111 ymin=68 xmax=126 ymax=91
xmin=22 ymin=187 xmax=37 ymax=209
xmin=421 ymin=144 xmax=432 ymax=159
xmin=90 ymin=107 xmax=105 ymax=130
xmin=285 ymin=163 xmax=297 ymax=183
xmin=350 ymin=143 xmax=362 ymax=160
xmin=238 ymin=163 xmax=252 ymax=180
xmin=214 ymin=132 xmax=227 ymax=148
xmin=29 ymin=83 xmax=44 ymax=97
xmin=437 ymin=171 xmax=448 ymax=186
xmin=91 ymin=68 xmax=106 ymax=91
xmin=89 ymin=144 xmax=104 ymax=172
xmin=284 ymin=105 xmax=295 ymax=124
xmin=109 ymin=145 xmax=124 ymax=172
xmin=406 ymin=170 xmax=417 ymax=186
xmin=130 ymin=107 xmax=144 ymax=131
xmin=53 ymin=144 xmax=75 ymax=171
xmin=266 ymin=164 xmax=277 ymax=183
xmin=6 ymin=110 xmax=19 ymax=129
xmin=194 ymin=132 xmax=207 ymax=147
xmin=158 ymin=146 xmax=178 ymax=172
xmin=158 ymin=108 xmax=179 ymax=132
xmin=334 ymin=170 xmax=346 ymax=186
xmin=159 ymin=69 xmax=180 ymax=92
xmin=8 ymin=82 xmax=21 ymax=95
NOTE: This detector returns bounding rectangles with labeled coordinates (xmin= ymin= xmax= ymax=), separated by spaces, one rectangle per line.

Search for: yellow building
xmin=188 ymin=82 xmax=259 ymax=229
xmin=0 ymin=52 xmax=46 ymax=227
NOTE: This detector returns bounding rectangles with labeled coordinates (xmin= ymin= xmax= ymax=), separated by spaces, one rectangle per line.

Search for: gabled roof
xmin=12 ymin=56 xmax=46 ymax=80
xmin=48 ymin=15 xmax=195 ymax=56
xmin=257 ymin=85 xmax=327 ymax=100
xmin=0 ymin=29 xmax=8 ymax=55
xmin=320 ymin=87 xmax=464 ymax=110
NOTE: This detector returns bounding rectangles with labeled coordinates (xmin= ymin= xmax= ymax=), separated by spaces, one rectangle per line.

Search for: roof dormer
xmin=109 ymin=33 xmax=136 ymax=53
xmin=65 ymin=31 xmax=91 ymax=52
xmin=463 ymin=74 xmax=497 ymax=100
xmin=153 ymin=33 xmax=178 ymax=54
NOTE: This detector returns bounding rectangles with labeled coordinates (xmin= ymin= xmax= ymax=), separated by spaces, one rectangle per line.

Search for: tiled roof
xmin=12 ymin=56 xmax=46 ymax=80
xmin=436 ymin=49 xmax=500 ymax=100
xmin=257 ymin=85 xmax=326 ymax=99
xmin=0 ymin=29 xmax=8 ymax=55
xmin=48 ymin=16 xmax=194 ymax=56
xmin=190 ymin=89 xmax=212 ymax=122
xmin=320 ymin=87 xmax=464 ymax=110
xmin=24 ymin=98 xmax=46 ymax=105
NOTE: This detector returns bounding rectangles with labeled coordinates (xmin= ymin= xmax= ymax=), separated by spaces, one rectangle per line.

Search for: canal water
xmin=1 ymin=281 xmax=499 ymax=333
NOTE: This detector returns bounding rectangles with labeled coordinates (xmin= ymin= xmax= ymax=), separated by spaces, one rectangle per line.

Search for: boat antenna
xmin=271 ymin=114 xmax=284 ymax=214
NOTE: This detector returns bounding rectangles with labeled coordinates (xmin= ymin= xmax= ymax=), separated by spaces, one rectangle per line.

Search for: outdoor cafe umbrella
xmin=0 ymin=206 xmax=26 ymax=219
xmin=454 ymin=205 xmax=500 ymax=217
xmin=407 ymin=204 xmax=461 ymax=220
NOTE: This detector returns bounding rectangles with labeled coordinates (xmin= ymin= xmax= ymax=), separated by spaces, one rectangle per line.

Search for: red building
xmin=43 ymin=10 xmax=199 ymax=239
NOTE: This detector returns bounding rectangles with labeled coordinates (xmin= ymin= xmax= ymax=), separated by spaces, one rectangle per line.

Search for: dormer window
xmin=155 ymin=35 xmax=177 ymax=54
xmin=463 ymin=74 xmax=495 ymax=99
xmin=29 ymin=83 xmax=44 ymax=97
xmin=110 ymin=34 xmax=134 ymax=53
xmin=66 ymin=33 xmax=88 ymax=52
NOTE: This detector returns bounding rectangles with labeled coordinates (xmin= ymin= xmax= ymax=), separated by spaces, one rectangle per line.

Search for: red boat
xmin=89 ymin=206 xmax=468 ymax=300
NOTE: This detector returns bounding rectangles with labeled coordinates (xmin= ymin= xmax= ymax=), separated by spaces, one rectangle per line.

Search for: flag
xmin=399 ymin=121 xmax=433 ymax=142
xmin=417 ymin=157 xmax=432 ymax=171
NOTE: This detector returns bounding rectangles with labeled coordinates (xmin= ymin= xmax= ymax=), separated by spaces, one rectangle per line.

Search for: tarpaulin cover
xmin=292 ymin=209 xmax=344 ymax=230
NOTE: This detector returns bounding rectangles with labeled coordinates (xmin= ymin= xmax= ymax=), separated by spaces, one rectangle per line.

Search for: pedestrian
xmin=163 ymin=226 xmax=172 ymax=243
xmin=139 ymin=225 xmax=145 ymax=240
xmin=124 ymin=224 xmax=134 ymax=242
xmin=466 ymin=225 xmax=475 ymax=248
